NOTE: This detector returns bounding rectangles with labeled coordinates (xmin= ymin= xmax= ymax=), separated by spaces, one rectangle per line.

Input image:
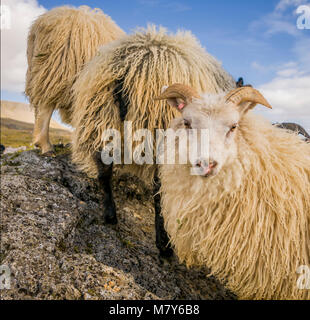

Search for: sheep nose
xmin=195 ymin=159 xmax=218 ymax=176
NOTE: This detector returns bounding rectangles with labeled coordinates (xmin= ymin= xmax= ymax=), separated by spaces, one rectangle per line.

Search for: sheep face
xmin=156 ymin=84 xmax=272 ymax=178
xmin=170 ymin=97 xmax=240 ymax=178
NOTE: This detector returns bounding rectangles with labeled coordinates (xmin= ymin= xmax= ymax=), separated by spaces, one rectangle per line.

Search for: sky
xmin=1 ymin=0 xmax=310 ymax=131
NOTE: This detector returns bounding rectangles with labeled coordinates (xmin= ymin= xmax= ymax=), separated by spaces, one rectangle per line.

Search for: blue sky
xmin=1 ymin=0 xmax=310 ymax=130
xmin=36 ymin=0 xmax=289 ymax=84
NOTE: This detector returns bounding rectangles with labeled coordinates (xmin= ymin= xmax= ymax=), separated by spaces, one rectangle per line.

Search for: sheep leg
xmin=154 ymin=171 xmax=173 ymax=258
xmin=33 ymin=106 xmax=54 ymax=154
xmin=93 ymin=152 xmax=117 ymax=225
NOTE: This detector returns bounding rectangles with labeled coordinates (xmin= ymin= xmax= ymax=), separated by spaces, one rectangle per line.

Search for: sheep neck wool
xmin=160 ymin=112 xmax=310 ymax=300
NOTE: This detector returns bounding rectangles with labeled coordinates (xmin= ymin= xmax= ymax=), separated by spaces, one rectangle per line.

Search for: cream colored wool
xmin=160 ymin=113 xmax=310 ymax=300
xmin=71 ymin=26 xmax=236 ymax=181
xmin=25 ymin=5 xmax=125 ymax=124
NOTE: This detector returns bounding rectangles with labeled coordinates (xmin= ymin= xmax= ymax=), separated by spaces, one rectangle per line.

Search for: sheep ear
xmin=166 ymin=97 xmax=187 ymax=111
xmin=155 ymin=83 xmax=201 ymax=112
xmin=160 ymin=86 xmax=186 ymax=110
xmin=225 ymin=87 xmax=272 ymax=114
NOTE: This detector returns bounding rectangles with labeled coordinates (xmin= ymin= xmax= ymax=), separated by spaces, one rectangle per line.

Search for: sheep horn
xmin=154 ymin=83 xmax=201 ymax=103
xmin=225 ymin=87 xmax=272 ymax=109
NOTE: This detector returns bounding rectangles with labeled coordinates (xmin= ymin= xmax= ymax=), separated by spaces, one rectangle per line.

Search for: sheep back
xmin=71 ymin=26 xmax=235 ymax=181
xmin=25 ymin=5 xmax=125 ymax=124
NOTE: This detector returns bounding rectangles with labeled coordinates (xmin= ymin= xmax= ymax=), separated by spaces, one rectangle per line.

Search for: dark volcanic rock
xmin=0 ymin=148 xmax=235 ymax=300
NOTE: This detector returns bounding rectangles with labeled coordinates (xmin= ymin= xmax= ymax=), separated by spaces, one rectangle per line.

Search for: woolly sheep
xmin=71 ymin=26 xmax=236 ymax=255
xmin=158 ymin=84 xmax=310 ymax=299
xmin=274 ymin=122 xmax=310 ymax=142
xmin=25 ymin=6 xmax=125 ymax=154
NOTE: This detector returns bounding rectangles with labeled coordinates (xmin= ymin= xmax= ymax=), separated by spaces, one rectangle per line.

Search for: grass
xmin=1 ymin=118 xmax=71 ymax=148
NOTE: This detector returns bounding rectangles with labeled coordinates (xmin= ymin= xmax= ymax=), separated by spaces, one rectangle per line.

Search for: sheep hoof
xmin=42 ymin=150 xmax=56 ymax=157
xmin=104 ymin=214 xmax=118 ymax=225
xmin=103 ymin=205 xmax=118 ymax=225
xmin=159 ymin=246 xmax=174 ymax=258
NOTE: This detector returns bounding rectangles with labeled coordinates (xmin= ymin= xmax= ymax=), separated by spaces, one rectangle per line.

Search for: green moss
xmin=73 ymin=246 xmax=80 ymax=254
xmin=53 ymin=144 xmax=71 ymax=156
xmin=0 ymin=252 xmax=6 ymax=264
xmin=42 ymin=177 xmax=55 ymax=184
xmin=14 ymin=167 xmax=23 ymax=175
xmin=1 ymin=160 xmax=21 ymax=167
xmin=57 ymin=239 xmax=67 ymax=252
xmin=87 ymin=289 xmax=96 ymax=296
xmin=86 ymin=242 xmax=93 ymax=254
xmin=121 ymin=239 xmax=134 ymax=248
xmin=47 ymin=231 xmax=55 ymax=238
xmin=10 ymin=151 xmax=24 ymax=160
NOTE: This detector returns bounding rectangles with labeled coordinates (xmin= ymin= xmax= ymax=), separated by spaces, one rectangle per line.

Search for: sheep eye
xmin=230 ymin=123 xmax=238 ymax=132
xmin=183 ymin=119 xmax=191 ymax=128
xmin=227 ymin=123 xmax=238 ymax=137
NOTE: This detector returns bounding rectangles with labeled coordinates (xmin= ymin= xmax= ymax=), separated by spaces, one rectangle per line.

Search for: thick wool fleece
xmin=160 ymin=113 xmax=310 ymax=300
xmin=25 ymin=5 xmax=125 ymax=124
xmin=71 ymin=26 xmax=235 ymax=181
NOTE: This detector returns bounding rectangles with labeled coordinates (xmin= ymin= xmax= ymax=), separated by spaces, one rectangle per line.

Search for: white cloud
xmin=165 ymin=2 xmax=191 ymax=12
xmin=250 ymin=11 xmax=298 ymax=37
xmin=250 ymin=1 xmax=310 ymax=133
xmin=251 ymin=61 xmax=272 ymax=73
xmin=257 ymin=71 xmax=310 ymax=132
xmin=247 ymin=1 xmax=310 ymax=133
xmin=250 ymin=0 xmax=310 ymax=36
xmin=274 ymin=61 xmax=305 ymax=77
xmin=139 ymin=0 xmax=160 ymax=6
xmin=259 ymin=75 xmax=310 ymax=113
xmin=139 ymin=0 xmax=191 ymax=12
xmin=1 ymin=0 xmax=46 ymax=93
xmin=275 ymin=0 xmax=308 ymax=12
xmin=293 ymin=37 xmax=310 ymax=71
xmin=276 ymin=67 xmax=300 ymax=77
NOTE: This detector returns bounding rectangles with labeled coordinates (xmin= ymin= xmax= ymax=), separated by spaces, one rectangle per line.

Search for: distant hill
xmin=1 ymin=118 xmax=71 ymax=148
xmin=1 ymin=100 xmax=68 ymax=130
xmin=0 ymin=100 xmax=71 ymax=148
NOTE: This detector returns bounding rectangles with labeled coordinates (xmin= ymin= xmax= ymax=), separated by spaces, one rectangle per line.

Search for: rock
xmin=0 ymin=147 xmax=235 ymax=300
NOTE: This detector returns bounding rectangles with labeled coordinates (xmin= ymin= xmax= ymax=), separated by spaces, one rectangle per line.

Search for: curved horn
xmin=225 ymin=87 xmax=272 ymax=109
xmin=154 ymin=83 xmax=201 ymax=111
xmin=155 ymin=83 xmax=201 ymax=102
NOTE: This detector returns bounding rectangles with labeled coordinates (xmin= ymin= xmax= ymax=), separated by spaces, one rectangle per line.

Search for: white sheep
xmin=157 ymin=84 xmax=310 ymax=299
xmin=70 ymin=27 xmax=235 ymax=256
xmin=25 ymin=6 xmax=125 ymax=154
